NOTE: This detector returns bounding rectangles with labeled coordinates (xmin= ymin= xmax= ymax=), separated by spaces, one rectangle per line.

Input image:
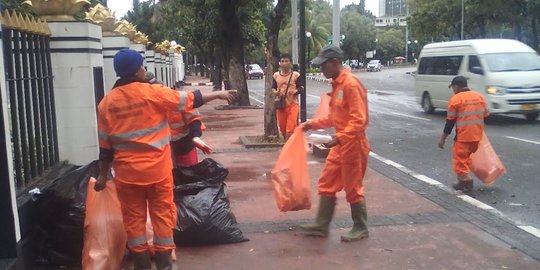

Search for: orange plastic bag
xmin=82 ymin=178 xmax=127 ymax=270
xmin=470 ymin=134 xmax=507 ymax=185
xmin=271 ymin=127 xmax=311 ymax=212
xmin=313 ymin=93 xmax=331 ymax=120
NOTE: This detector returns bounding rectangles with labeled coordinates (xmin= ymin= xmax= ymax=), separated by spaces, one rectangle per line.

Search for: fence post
xmin=155 ymin=52 xmax=163 ymax=83
xmin=48 ymin=21 xmax=103 ymax=165
xmin=145 ymin=50 xmax=155 ymax=79
xmin=0 ymin=22 xmax=21 ymax=260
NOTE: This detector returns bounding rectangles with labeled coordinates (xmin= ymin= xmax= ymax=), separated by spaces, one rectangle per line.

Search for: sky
xmin=108 ymin=0 xmax=379 ymax=20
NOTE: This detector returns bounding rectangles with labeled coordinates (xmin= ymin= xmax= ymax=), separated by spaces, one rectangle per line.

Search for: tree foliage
xmin=341 ymin=9 xmax=376 ymax=61
xmin=408 ymin=0 xmax=540 ymax=50
xmin=124 ymin=0 xmax=156 ymax=42
xmin=377 ymin=28 xmax=404 ymax=61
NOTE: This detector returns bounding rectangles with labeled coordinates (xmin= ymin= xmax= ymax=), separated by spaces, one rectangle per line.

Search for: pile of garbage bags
xmin=33 ymin=158 xmax=246 ymax=267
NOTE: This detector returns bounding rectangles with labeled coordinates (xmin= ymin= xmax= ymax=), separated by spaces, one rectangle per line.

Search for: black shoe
xmin=453 ymin=180 xmax=473 ymax=191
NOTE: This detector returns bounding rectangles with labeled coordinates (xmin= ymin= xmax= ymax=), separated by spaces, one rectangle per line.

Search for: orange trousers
xmin=318 ymin=135 xmax=370 ymax=204
xmin=276 ymin=103 xmax=299 ymax=134
xmin=452 ymin=141 xmax=480 ymax=178
xmin=115 ymin=175 xmax=176 ymax=253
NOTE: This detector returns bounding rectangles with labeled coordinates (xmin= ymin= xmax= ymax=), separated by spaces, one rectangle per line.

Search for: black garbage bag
xmin=173 ymin=157 xmax=229 ymax=186
xmin=173 ymin=158 xmax=248 ymax=246
xmin=34 ymin=160 xmax=99 ymax=266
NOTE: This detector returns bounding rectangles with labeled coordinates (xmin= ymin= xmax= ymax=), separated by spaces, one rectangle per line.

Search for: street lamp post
xmin=407 ymin=40 xmax=418 ymax=63
xmin=306 ymin=31 xmax=312 ymax=69
xmin=461 ymin=0 xmax=464 ymax=40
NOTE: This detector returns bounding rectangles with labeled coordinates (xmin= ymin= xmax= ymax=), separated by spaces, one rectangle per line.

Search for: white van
xmin=415 ymin=39 xmax=540 ymax=121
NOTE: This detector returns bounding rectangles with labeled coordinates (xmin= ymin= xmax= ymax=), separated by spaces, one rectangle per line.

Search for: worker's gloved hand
xmin=193 ymin=137 xmax=212 ymax=154
xmin=219 ymin=90 xmax=237 ymax=103
xmin=301 ymin=121 xmax=313 ymax=132
xmin=323 ymin=135 xmax=340 ymax=148
xmin=94 ymin=174 xmax=108 ymax=192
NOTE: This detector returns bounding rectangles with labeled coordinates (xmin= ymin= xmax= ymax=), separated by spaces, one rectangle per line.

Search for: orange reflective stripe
xmin=182 ymin=110 xmax=201 ymax=123
xmin=171 ymin=131 xmax=189 ymax=141
xmin=456 ymin=110 xmax=488 ymax=118
xmin=456 ymin=119 xmax=484 ymax=127
xmin=176 ymin=91 xmax=188 ymax=112
xmin=98 ymin=130 xmax=109 ymax=140
xmin=110 ymin=120 xmax=168 ymax=143
xmin=153 ymin=236 xmax=174 ymax=246
xmin=127 ymin=236 xmax=147 ymax=248
xmin=170 ymin=121 xmax=186 ymax=129
xmin=113 ymin=135 xmax=171 ymax=151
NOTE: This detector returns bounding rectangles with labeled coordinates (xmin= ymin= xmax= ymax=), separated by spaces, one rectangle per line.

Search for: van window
xmin=468 ymin=55 xmax=481 ymax=71
xmin=418 ymin=56 xmax=463 ymax=75
xmin=482 ymin=52 xmax=540 ymax=72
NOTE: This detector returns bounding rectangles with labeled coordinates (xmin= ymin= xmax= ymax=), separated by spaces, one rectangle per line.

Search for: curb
xmin=306 ymin=75 xmax=330 ymax=83
xmin=238 ymin=136 xmax=283 ymax=149
xmin=183 ymin=82 xmax=214 ymax=86
xmin=214 ymin=105 xmax=263 ymax=110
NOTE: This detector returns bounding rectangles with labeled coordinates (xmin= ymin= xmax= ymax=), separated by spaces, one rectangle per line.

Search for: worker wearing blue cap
xmin=96 ymin=49 xmax=235 ymax=269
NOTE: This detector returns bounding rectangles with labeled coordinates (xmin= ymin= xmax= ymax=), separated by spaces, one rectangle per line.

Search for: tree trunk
xmin=477 ymin=16 xmax=487 ymax=38
xmin=263 ymin=0 xmax=289 ymax=138
xmin=532 ymin=19 xmax=539 ymax=52
xmin=513 ymin=22 xmax=523 ymax=41
xmin=219 ymin=0 xmax=250 ymax=106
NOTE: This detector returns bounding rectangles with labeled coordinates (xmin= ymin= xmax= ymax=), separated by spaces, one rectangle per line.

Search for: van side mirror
xmin=471 ymin=66 xmax=484 ymax=75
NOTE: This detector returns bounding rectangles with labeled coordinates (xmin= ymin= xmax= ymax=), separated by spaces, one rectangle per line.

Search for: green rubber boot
xmin=299 ymin=196 xmax=336 ymax=237
xmin=155 ymin=250 xmax=173 ymax=270
xmin=341 ymin=201 xmax=369 ymax=242
xmin=132 ymin=251 xmax=152 ymax=270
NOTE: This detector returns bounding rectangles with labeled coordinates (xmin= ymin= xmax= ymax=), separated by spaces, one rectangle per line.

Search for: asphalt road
xmin=246 ymin=67 xmax=540 ymax=229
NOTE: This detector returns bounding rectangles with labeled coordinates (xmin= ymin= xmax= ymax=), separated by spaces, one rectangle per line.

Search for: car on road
xmin=415 ymin=39 xmax=540 ymax=121
xmin=367 ymin=60 xmax=382 ymax=72
xmin=246 ymin=64 xmax=264 ymax=79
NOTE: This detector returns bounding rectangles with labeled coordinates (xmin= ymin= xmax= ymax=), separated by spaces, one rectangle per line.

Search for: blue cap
xmin=114 ymin=49 xmax=144 ymax=77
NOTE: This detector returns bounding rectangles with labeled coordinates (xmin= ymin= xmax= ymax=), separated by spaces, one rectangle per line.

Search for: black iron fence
xmin=2 ymin=25 xmax=59 ymax=190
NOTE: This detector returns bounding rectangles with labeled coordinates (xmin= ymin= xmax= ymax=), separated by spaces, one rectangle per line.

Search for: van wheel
xmin=525 ymin=112 xmax=539 ymax=122
xmin=422 ymin=93 xmax=435 ymax=114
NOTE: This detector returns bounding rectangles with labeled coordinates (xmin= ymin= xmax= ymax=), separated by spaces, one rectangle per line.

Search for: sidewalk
xmin=141 ymin=76 xmax=540 ymax=269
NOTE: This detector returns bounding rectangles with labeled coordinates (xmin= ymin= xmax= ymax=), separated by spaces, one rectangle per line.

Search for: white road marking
xmin=457 ymin=195 xmax=495 ymax=210
xmin=391 ymin=112 xmax=431 ymax=121
xmin=306 ymin=94 xmax=321 ymax=99
xmin=307 ymin=160 xmax=319 ymax=165
xmin=249 ymin=96 xmax=264 ymax=105
xmin=505 ymin=136 xmax=540 ymax=146
xmin=518 ymin=225 xmax=540 ymax=239
xmin=413 ymin=174 xmax=444 ymax=186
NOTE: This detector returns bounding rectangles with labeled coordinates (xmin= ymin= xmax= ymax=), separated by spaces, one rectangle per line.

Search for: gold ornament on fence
xmin=0 ymin=10 xmax=51 ymax=36
xmin=22 ymin=0 xmax=91 ymax=21
xmin=114 ymin=20 xmax=137 ymax=41
xmin=154 ymin=40 xmax=172 ymax=55
xmin=171 ymin=45 xmax=185 ymax=54
xmin=133 ymin=31 xmax=150 ymax=46
xmin=86 ymin=3 xmax=118 ymax=35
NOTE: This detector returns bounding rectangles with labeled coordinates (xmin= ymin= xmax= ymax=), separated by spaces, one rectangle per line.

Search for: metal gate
xmin=1 ymin=11 xmax=58 ymax=190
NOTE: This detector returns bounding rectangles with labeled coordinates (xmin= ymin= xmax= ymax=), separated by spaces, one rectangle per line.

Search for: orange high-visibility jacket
xmin=167 ymin=108 xmax=206 ymax=142
xmin=310 ymin=68 xmax=369 ymax=144
xmin=98 ymin=82 xmax=196 ymax=185
xmin=273 ymin=71 xmax=301 ymax=106
xmin=447 ymin=90 xmax=489 ymax=142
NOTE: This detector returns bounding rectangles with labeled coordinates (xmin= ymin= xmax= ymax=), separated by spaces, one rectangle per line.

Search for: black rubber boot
xmin=132 ymin=251 xmax=151 ymax=270
xmin=154 ymin=250 xmax=173 ymax=270
xmin=299 ymin=196 xmax=336 ymax=237
xmin=341 ymin=201 xmax=369 ymax=242
xmin=453 ymin=180 xmax=473 ymax=191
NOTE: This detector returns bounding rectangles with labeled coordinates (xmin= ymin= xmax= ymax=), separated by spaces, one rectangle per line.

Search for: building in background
xmin=375 ymin=0 xmax=408 ymax=27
